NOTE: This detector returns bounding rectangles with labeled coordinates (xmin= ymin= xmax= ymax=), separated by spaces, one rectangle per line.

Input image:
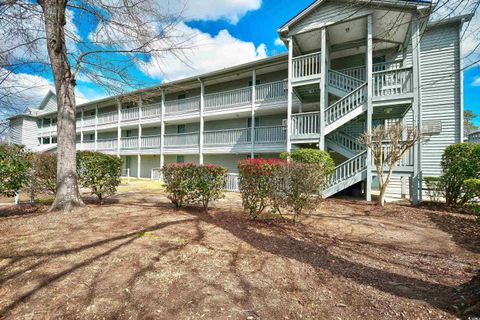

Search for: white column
xmin=199 ymin=80 xmax=205 ymax=164
xmin=138 ymin=96 xmax=142 ymax=153
xmin=94 ymin=105 xmax=98 ymax=151
xmin=411 ymin=15 xmax=422 ymax=204
xmin=117 ymin=99 xmax=121 ymax=156
xmin=366 ymin=15 xmax=373 ymax=202
xmin=251 ymin=69 xmax=256 ymax=158
xmin=287 ymin=38 xmax=293 ymax=153
xmin=80 ymin=109 xmax=84 ymax=150
xmin=160 ymin=90 xmax=165 ymax=169
xmin=319 ymin=28 xmax=327 ymax=150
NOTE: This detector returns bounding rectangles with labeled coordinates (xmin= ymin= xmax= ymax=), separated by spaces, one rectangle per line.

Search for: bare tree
xmin=358 ymin=123 xmax=422 ymax=207
xmin=1 ymin=0 xmax=190 ymax=211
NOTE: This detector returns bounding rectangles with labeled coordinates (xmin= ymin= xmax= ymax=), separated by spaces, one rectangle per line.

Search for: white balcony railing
xmin=164 ymin=132 xmax=199 ymax=146
xmin=204 ymin=128 xmax=250 ymax=145
xmin=254 ymin=125 xmax=286 ymax=143
xmin=121 ymin=107 xmax=140 ymax=121
xmin=83 ymin=115 xmax=95 ymax=127
xmin=82 ymin=140 xmax=95 ymax=150
xmin=224 ymin=173 xmax=239 ymax=192
xmin=121 ymin=136 xmax=138 ymax=149
xmin=205 ymin=87 xmax=251 ymax=110
xmin=328 ymin=69 xmax=364 ymax=93
xmin=291 ymin=111 xmax=320 ymax=137
xmin=97 ymin=111 xmax=118 ymax=125
xmin=141 ymin=103 xmax=161 ymax=118
xmin=165 ymin=97 xmax=200 ymax=114
xmin=379 ymin=144 xmax=414 ymax=167
xmin=141 ymin=135 xmax=161 ymax=148
xmin=96 ymin=138 xmax=117 ymax=150
xmin=255 ymin=80 xmax=288 ymax=103
xmin=292 ymin=51 xmax=321 ymax=81
xmin=373 ymin=67 xmax=413 ymax=97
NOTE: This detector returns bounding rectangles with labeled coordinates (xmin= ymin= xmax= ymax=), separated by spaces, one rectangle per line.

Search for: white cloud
xmin=139 ymin=23 xmax=268 ymax=81
xmin=165 ymin=0 xmax=261 ymax=24
xmin=472 ymin=77 xmax=480 ymax=87
xmin=274 ymin=37 xmax=284 ymax=47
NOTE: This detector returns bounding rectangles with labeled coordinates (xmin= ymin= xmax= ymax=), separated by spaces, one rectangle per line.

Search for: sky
xmin=3 ymin=0 xmax=480 ymax=126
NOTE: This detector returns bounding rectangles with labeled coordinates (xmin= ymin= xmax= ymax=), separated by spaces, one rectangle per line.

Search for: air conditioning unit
xmin=422 ymin=120 xmax=442 ymax=135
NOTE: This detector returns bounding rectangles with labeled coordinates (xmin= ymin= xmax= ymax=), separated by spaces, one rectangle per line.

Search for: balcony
xmin=203 ymin=125 xmax=286 ymax=146
xmin=165 ymin=97 xmax=200 ymax=115
xmin=97 ymin=111 xmax=118 ymax=126
xmin=292 ymin=52 xmax=321 ymax=84
xmin=97 ymin=138 xmax=117 ymax=151
xmin=164 ymin=132 xmax=200 ymax=147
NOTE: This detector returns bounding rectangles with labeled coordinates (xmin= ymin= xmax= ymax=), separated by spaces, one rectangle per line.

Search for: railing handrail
xmin=97 ymin=138 xmax=117 ymax=141
xmin=164 ymin=96 xmax=200 ymax=105
xmin=122 ymin=106 xmax=139 ymax=112
xmin=141 ymin=134 xmax=162 ymax=138
xmin=337 ymin=61 xmax=404 ymax=73
xmin=293 ymin=51 xmax=321 ymax=59
xmin=121 ymin=136 xmax=138 ymax=140
xmin=324 ymin=83 xmax=367 ymax=113
xmin=204 ymin=127 xmax=249 ymax=134
xmin=98 ymin=110 xmax=117 ymax=117
xmin=334 ymin=150 xmax=367 ymax=170
xmin=329 ymin=69 xmax=365 ymax=86
xmin=372 ymin=66 xmax=412 ymax=75
xmin=255 ymin=79 xmax=287 ymax=89
xmin=205 ymin=85 xmax=251 ymax=98
xmin=293 ymin=111 xmax=321 ymax=117
xmin=164 ymin=131 xmax=200 ymax=136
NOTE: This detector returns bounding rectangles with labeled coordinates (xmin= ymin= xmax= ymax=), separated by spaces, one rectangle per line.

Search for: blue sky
xmin=5 ymin=0 xmax=480 ymax=126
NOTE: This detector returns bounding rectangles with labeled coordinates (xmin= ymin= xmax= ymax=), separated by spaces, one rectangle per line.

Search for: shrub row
xmin=238 ymin=149 xmax=334 ymax=221
xmin=163 ymin=163 xmax=227 ymax=211
xmin=0 ymin=144 xmax=123 ymax=204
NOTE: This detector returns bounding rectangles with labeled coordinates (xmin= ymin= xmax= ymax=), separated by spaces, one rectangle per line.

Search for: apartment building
xmin=7 ymin=0 xmax=471 ymax=203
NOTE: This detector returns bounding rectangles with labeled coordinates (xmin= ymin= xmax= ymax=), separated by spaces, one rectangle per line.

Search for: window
xmin=177 ymin=125 xmax=186 ymax=134
xmin=52 ymin=118 xmax=57 ymax=125
xmin=126 ymin=130 xmax=132 ymax=137
xmin=176 ymin=155 xmax=185 ymax=163
xmin=247 ymin=117 xmax=260 ymax=128
xmin=43 ymin=118 xmax=51 ymax=126
xmin=42 ymin=137 xmax=50 ymax=144
xmin=52 ymin=137 xmax=57 ymax=143
xmin=178 ymin=93 xmax=186 ymax=100
xmin=89 ymin=133 xmax=95 ymax=141
xmin=248 ymin=80 xmax=260 ymax=87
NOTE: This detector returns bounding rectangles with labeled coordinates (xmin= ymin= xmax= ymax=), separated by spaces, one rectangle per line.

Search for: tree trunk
xmin=379 ymin=185 xmax=386 ymax=207
xmin=40 ymin=0 xmax=84 ymax=212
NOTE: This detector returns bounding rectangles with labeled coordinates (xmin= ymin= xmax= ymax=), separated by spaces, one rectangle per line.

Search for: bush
xmin=270 ymin=161 xmax=325 ymax=221
xmin=0 ymin=144 xmax=30 ymax=197
xmin=424 ymin=176 xmax=443 ymax=202
xmin=77 ymin=151 xmax=123 ymax=204
xmin=464 ymin=178 xmax=480 ymax=200
xmin=27 ymin=152 xmax=57 ymax=198
xmin=440 ymin=143 xmax=480 ymax=207
xmin=162 ymin=163 xmax=227 ymax=211
xmin=280 ymin=148 xmax=334 ymax=176
xmin=238 ymin=158 xmax=284 ymax=218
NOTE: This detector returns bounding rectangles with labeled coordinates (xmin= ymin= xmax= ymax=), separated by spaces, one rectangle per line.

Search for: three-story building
xmin=7 ymin=0 xmax=471 ymax=203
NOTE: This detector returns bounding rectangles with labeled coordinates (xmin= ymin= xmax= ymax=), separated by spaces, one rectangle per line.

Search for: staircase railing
xmin=325 ymin=83 xmax=367 ymax=126
xmin=327 ymin=131 xmax=364 ymax=154
xmin=336 ymin=61 xmax=404 ymax=81
xmin=326 ymin=151 xmax=367 ymax=188
xmin=328 ymin=69 xmax=364 ymax=93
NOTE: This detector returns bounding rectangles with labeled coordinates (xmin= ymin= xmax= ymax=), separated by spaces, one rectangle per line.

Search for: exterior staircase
xmin=292 ymin=68 xmax=370 ymax=197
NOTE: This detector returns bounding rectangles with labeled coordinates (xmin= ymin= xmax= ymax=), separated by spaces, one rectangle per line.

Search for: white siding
xmin=8 ymin=119 xmax=23 ymax=144
xmin=419 ymin=24 xmax=461 ymax=177
xmin=22 ymin=118 xmax=40 ymax=149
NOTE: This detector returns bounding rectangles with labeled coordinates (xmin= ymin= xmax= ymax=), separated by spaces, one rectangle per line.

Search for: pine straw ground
xmin=0 ymin=180 xmax=479 ymax=320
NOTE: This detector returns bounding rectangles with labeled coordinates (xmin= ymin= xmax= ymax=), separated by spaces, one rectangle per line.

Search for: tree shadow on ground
xmin=0 ymin=217 xmax=199 ymax=317
xmin=187 ymin=209 xmax=476 ymax=317
xmin=427 ymin=210 xmax=480 ymax=254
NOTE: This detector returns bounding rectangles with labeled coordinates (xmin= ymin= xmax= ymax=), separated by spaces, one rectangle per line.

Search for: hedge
xmin=162 ymin=163 xmax=227 ymax=211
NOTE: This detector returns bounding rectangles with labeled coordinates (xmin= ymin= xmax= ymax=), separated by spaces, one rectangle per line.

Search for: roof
xmin=278 ymin=0 xmax=433 ymax=33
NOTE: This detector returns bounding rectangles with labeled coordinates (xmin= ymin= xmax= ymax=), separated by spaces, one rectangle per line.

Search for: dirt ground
xmin=0 ymin=180 xmax=479 ymax=320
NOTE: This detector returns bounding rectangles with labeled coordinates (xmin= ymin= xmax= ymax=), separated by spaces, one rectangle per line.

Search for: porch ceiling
xmin=293 ymin=9 xmax=413 ymax=58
